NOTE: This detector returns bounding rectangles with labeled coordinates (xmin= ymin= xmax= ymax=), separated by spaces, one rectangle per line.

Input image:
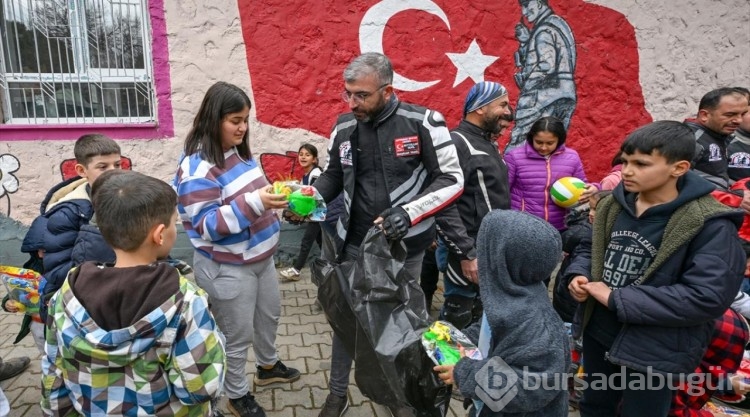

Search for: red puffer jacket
xmin=711 ymin=177 xmax=750 ymax=241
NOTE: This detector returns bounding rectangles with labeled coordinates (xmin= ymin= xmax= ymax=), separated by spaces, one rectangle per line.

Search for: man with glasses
xmin=312 ymin=52 xmax=464 ymax=417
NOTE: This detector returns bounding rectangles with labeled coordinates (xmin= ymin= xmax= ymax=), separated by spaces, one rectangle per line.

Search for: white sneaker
xmin=279 ymin=267 xmax=301 ymax=281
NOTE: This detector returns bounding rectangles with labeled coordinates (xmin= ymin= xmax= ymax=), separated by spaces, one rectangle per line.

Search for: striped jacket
xmin=41 ymin=265 xmax=225 ymax=416
xmin=313 ymin=99 xmax=464 ymax=255
xmin=174 ymin=149 xmax=280 ymax=265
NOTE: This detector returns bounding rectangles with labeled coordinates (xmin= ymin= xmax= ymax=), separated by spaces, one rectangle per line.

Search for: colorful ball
xmin=550 ymin=177 xmax=586 ymax=208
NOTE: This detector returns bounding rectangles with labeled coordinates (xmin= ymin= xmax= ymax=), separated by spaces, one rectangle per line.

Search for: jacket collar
xmin=372 ymin=94 xmax=399 ymax=127
xmin=457 ymin=119 xmax=494 ymax=141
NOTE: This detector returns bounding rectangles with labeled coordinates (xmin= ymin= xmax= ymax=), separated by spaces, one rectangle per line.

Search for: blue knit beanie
xmin=463 ymin=82 xmax=508 ymax=116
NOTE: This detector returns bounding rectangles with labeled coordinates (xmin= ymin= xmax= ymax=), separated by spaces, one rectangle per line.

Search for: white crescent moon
xmin=359 ymin=0 xmax=450 ymax=91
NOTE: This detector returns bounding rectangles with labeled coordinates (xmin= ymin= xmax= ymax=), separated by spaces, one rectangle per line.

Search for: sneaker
xmin=253 ymin=360 xmax=301 ymax=386
xmin=279 ymin=267 xmax=301 ymax=281
xmin=0 ymin=356 xmax=30 ymax=381
xmin=318 ymin=393 xmax=349 ymax=417
xmin=227 ymin=393 xmax=266 ymax=417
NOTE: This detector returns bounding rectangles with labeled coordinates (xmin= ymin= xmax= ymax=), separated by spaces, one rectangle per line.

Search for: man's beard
xmin=483 ymin=113 xmax=502 ymax=135
xmin=354 ymin=97 xmax=386 ymax=123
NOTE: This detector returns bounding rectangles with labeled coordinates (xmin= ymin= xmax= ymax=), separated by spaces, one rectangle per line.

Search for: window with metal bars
xmin=0 ymin=0 xmax=155 ymax=125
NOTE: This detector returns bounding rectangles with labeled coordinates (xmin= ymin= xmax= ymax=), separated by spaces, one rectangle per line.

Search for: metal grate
xmin=0 ymin=0 xmax=155 ymax=125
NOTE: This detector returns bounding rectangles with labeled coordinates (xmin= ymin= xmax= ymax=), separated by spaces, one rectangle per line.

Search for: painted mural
xmin=509 ymin=0 xmax=577 ymax=151
xmin=239 ymin=0 xmax=651 ymax=179
xmin=0 ymin=154 xmax=20 ymax=216
xmin=0 ymin=0 xmax=747 ymax=229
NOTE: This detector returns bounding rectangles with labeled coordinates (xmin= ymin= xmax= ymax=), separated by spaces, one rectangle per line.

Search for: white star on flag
xmin=445 ymin=39 xmax=499 ymax=87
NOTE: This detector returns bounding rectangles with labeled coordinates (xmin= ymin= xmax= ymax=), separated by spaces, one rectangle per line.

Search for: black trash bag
xmin=311 ymin=227 xmax=450 ymax=416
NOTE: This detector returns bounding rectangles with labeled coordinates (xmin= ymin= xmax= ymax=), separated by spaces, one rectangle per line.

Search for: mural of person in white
xmin=508 ymin=0 xmax=577 ymax=151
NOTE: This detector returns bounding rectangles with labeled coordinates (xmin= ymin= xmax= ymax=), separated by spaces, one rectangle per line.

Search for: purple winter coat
xmin=505 ymin=143 xmax=588 ymax=230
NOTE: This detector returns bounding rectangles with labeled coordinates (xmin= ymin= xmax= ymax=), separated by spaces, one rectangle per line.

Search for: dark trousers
xmin=419 ymin=247 xmax=439 ymax=302
xmin=579 ymin=333 xmax=675 ymax=417
xmin=293 ymin=222 xmax=321 ymax=270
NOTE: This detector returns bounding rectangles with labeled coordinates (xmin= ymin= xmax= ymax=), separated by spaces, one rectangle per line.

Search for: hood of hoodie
xmin=477 ymin=210 xmax=563 ymax=344
xmin=612 ymin=170 xmax=716 ymax=220
xmin=61 ymin=262 xmax=181 ymax=355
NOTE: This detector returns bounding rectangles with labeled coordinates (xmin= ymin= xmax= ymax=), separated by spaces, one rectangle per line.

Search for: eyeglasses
xmin=341 ymin=84 xmax=389 ymax=104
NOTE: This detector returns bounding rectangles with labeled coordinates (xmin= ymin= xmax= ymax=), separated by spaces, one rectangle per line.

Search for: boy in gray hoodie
xmin=434 ymin=210 xmax=569 ymax=416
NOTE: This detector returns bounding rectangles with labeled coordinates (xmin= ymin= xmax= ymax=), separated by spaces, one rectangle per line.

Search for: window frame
xmin=0 ymin=0 xmax=173 ymax=140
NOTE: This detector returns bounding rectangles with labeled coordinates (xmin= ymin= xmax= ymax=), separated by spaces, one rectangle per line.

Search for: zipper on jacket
xmin=544 ymin=155 xmax=552 ymax=221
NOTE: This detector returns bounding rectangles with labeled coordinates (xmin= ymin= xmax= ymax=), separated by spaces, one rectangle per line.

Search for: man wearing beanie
xmin=727 ymin=87 xmax=750 ymax=181
xmin=436 ymin=81 xmax=512 ymax=329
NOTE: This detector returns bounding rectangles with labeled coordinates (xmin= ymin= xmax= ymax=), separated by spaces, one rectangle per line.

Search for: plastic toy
xmin=422 ymin=320 xmax=482 ymax=366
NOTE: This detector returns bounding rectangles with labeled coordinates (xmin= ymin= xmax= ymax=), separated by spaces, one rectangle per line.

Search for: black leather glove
xmin=378 ymin=207 xmax=410 ymax=240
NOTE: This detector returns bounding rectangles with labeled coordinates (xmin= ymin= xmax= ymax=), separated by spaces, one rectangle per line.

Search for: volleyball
xmin=550 ymin=177 xmax=587 ymax=208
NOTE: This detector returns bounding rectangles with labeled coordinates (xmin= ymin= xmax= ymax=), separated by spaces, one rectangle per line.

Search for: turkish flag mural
xmin=239 ymin=0 xmax=651 ymax=180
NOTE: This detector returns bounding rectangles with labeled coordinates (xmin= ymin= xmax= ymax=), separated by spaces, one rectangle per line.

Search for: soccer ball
xmin=550 ymin=177 xmax=587 ymax=208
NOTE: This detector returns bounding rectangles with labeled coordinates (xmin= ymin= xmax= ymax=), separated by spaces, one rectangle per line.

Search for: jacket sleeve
xmin=42 ymin=204 xmax=88 ymax=296
xmin=41 ymin=294 xmax=77 ymax=416
xmin=176 ymin=173 xmax=266 ymax=242
xmin=167 ymin=289 xmax=226 ymax=405
xmin=312 ymin=122 xmax=345 ymax=204
xmin=400 ymin=110 xmax=464 ymax=225
xmin=453 ymin=332 xmax=567 ymax=413
xmin=732 ymin=290 xmax=750 ymax=319
xmin=435 ymin=135 xmax=476 ymax=258
xmin=562 ymin=227 xmax=592 ymax=281
xmin=611 ymin=218 xmax=745 ymax=326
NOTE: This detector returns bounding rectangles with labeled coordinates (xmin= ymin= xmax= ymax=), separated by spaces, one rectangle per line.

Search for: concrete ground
xmin=0 ymin=268 xmax=580 ymax=416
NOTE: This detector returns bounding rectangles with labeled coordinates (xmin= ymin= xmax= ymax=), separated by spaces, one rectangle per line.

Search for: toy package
xmin=0 ymin=266 xmax=41 ymax=314
xmin=273 ymin=181 xmax=327 ymax=221
xmin=422 ymin=320 xmax=483 ymax=366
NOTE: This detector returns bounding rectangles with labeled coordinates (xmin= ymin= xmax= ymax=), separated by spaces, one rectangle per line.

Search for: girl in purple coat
xmin=505 ymin=116 xmax=596 ymax=231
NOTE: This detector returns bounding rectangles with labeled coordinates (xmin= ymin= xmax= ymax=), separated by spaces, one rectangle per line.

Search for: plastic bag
xmin=422 ymin=321 xmax=482 ymax=366
xmin=0 ymin=266 xmax=41 ymax=313
xmin=312 ymin=227 xmax=449 ymax=416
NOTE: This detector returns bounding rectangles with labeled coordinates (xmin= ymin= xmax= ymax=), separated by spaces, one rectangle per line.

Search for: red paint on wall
xmin=238 ymin=0 xmax=651 ymax=180
xmin=259 ymin=152 xmax=306 ymax=183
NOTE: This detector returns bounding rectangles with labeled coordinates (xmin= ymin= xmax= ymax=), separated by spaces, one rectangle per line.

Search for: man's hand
xmin=461 ymin=258 xmax=479 ymax=284
xmin=568 ymin=276 xmax=590 ymax=302
xmin=583 ymin=282 xmax=612 ymax=306
xmin=375 ymin=207 xmax=411 ymax=240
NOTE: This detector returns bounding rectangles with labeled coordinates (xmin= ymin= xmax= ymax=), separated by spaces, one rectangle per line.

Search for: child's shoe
xmin=227 ymin=392 xmax=266 ymax=417
xmin=279 ymin=267 xmax=301 ymax=281
xmin=253 ymin=360 xmax=301 ymax=386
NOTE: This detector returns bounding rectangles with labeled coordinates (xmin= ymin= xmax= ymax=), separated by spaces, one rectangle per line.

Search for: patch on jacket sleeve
xmin=394 ymin=136 xmax=420 ymax=157
xmin=339 ymin=141 xmax=353 ymax=166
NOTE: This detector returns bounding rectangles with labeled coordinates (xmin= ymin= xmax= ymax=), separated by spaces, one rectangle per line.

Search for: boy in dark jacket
xmin=25 ymin=134 xmax=121 ymax=322
xmin=568 ymin=121 xmax=746 ymax=417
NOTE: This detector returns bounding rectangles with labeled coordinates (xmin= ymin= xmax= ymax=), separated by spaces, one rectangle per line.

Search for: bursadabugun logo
xmin=474 ymin=357 xmax=519 ymax=411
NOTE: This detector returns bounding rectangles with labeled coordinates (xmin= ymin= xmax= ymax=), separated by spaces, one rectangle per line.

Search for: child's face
xmin=298 ymin=148 xmax=317 ymax=170
xmin=620 ymin=150 xmax=686 ymax=195
xmin=156 ymin=211 xmax=179 ymax=259
xmin=745 ymin=257 xmax=750 ymax=278
xmin=220 ymin=106 xmax=250 ymax=151
xmin=532 ymin=131 xmax=559 ymax=156
xmin=77 ymin=154 xmax=122 ymax=185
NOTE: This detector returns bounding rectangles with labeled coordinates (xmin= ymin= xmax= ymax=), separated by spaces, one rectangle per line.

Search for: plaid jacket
xmin=41 ymin=271 xmax=225 ymax=416
xmin=670 ymin=308 xmax=749 ymax=417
